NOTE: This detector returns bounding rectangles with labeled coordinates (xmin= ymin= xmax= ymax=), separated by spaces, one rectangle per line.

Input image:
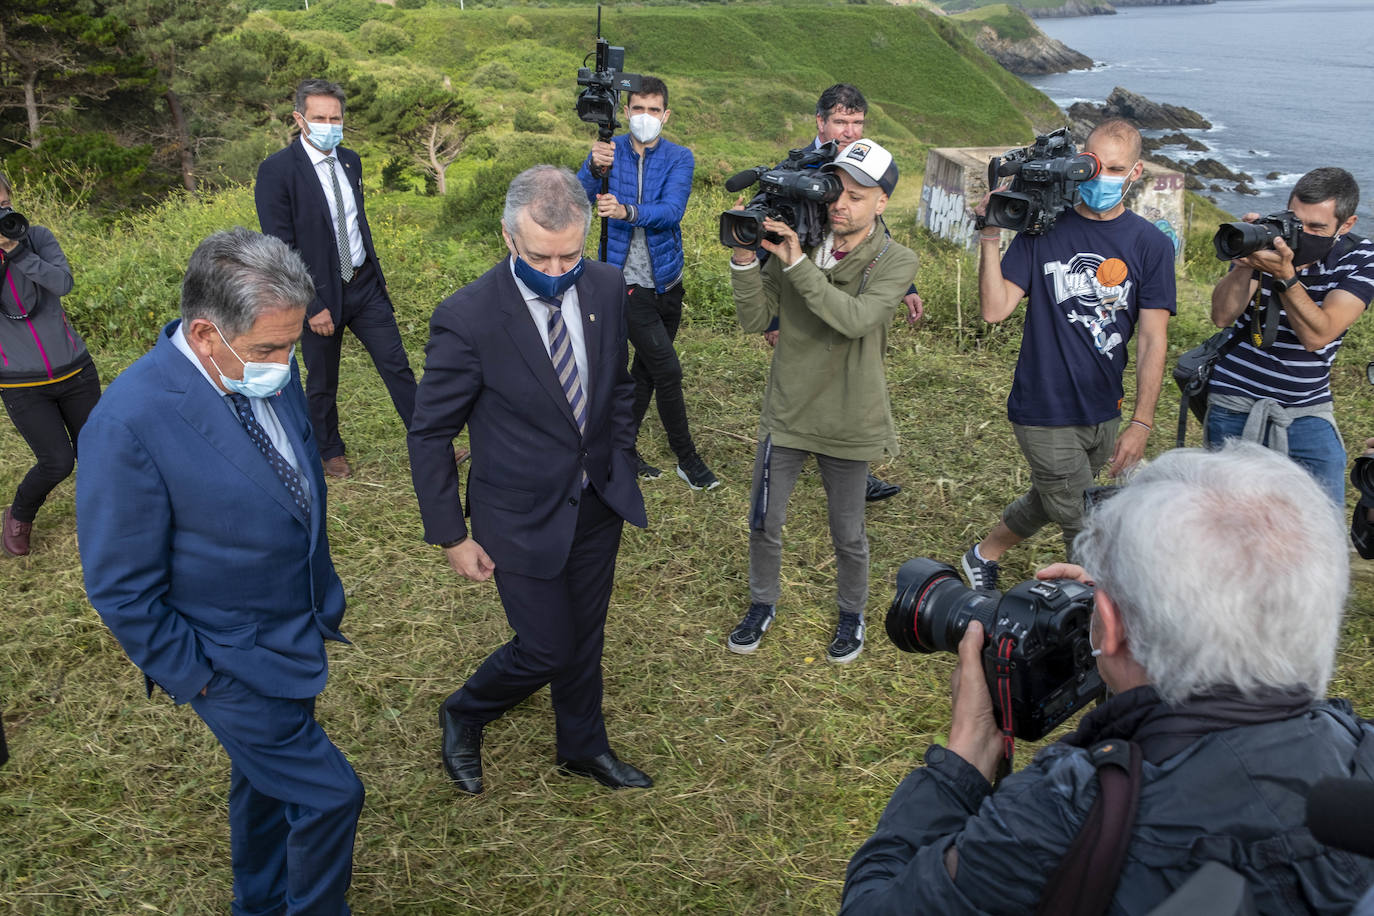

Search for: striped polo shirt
xmin=1210 ymin=236 xmax=1374 ymax=406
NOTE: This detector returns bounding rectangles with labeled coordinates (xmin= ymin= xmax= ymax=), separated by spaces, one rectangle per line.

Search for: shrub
xmin=511 ymin=108 xmax=557 ymax=134
xmin=469 ymin=60 xmax=522 ymax=90
xmin=441 ymin=135 xmax=585 ymax=239
xmin=506 ymin=14 xmax=533 ymax=37
xmin=359 ymin=20 xmax=413 ymax=55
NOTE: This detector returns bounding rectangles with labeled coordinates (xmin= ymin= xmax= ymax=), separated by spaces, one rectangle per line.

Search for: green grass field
xmin=2 ymin=181 xmax=1373 ymax=914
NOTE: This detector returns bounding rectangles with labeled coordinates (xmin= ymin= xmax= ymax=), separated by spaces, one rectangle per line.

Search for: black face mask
xmin=1292 ymin=230 xmax=1337 ymax=267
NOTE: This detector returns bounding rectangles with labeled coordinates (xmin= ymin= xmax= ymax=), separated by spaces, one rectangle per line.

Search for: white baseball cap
xmin=823 ymin=139 xmax=899 ymax=195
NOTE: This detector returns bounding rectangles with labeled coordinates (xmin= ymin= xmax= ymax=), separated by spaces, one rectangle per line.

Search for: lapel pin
xmin=588 ymin=314 xmax=596 ymax=322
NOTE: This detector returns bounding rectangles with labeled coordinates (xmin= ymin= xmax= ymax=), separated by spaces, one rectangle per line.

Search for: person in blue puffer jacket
xmin=0 ymin=173 xmax=101 ymax=557
xmin=576 ymin=75 xmax=719 ymax=491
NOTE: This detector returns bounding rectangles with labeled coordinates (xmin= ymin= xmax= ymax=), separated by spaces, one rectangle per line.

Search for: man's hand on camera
xmin=1231 ymin=212 xmax=1297 ymax=278
xmin=308 ymin=310 xmax=335 ymax=337
xmin=590 ymin=140 xmax=615 ymax=173
xmin=595 ymin=193 xmax=628 ymax=221
xmin=759 ymin=217 xmax=803 ymax=267
xmin=947 ymin=621 xmax=1004 ymax=784
xmin=1108 ymin=422 xmax=1149 ymax=477
xmin=1035 ymin=563 xmax=1095 ymax=586
xmin=0 ymin=235 xmax=18 ymax=254
xmin=1364 ymin=436 xmax=1374 ymax=457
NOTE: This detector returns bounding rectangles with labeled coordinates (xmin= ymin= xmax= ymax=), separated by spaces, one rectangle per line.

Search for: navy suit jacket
xmin=77 ymin=321 xmax=347 ymax=704
xmin=254 ymin=141 xmax=385 ymax=322
xmin=408 ymin=257 xmax=647 ymax=579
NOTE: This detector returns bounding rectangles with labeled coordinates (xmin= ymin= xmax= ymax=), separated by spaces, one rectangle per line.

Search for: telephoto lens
xmin=0 ymin=208 xmax=28 ymax=243
xmin=886 ymin=558 xmax=997 ymax=654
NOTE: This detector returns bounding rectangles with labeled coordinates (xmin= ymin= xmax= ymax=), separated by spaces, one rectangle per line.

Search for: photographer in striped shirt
xmin=1208 ymin=167 xmax=1374 ymax=506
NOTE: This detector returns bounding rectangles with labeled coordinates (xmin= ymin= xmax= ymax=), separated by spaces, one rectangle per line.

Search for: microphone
xmin=1307 ymin=777 xmax=1374 ymax=859
xmin=724 ymin=169 xmax=761 ymax=194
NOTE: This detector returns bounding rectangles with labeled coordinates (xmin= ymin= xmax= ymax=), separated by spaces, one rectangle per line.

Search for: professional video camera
xmin=982 ymin=127 xmax=1101 ymax=236
xmin=1212 ymin=209 xmax=1303 ymax=261
xmin=0 ymin=206 xmax=28 ymax=243
xmin=886 ymin=558 xmax=1103 ymax=742
xmin=719 ymin=141 xmax=841 ymax=251
xmin=575 ymin=8 xmax=642 ymax=141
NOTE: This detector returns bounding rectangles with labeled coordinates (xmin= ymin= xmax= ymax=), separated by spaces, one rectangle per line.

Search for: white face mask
xmin=209 ymin=324 xmax=293 ymax=399
xmin=628 ymin=113 xmax=663 ymax=144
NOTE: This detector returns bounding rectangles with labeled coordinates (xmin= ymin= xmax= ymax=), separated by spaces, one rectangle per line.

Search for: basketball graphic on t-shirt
xmin=1096 ymin=257 xmax=1128 ymax=288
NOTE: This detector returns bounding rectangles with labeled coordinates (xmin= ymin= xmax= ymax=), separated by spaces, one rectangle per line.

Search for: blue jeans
xmin=1206 ymin=404 xmax=1347 ymax=506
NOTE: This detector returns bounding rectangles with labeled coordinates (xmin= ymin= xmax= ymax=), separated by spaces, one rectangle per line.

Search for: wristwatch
xmin=1272 ymin=274 xmax=1301 ymax=293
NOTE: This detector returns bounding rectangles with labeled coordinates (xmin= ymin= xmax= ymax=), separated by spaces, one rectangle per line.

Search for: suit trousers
xmin=444 ymin=488 xmax=624 ymax=760
xmin=300 ymin=258 xmax=417 ymax=460
xmin=191 ymin=672 xmax=364 ymax=916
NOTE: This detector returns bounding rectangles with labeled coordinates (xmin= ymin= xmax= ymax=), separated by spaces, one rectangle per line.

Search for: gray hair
xmin=294 ymin=78 xmax=347 ymax=116
xmin=501 ymin=165 xmax=591 ymax=238
xmin=181 ymin=228 xmax=316 ymax=338
xmin=1074 ymin=442 xmax=1348 ymax=705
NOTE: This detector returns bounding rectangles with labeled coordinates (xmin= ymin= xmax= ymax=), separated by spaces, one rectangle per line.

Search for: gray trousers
xmin=748 ymin=440 xmax=870 ymax=617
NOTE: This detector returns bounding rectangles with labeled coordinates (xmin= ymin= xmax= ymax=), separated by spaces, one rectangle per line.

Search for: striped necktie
xmin=539 ymin=295 xmax=587 ymax=434
xmin=322 ymin=156 xmax=354 ymax=283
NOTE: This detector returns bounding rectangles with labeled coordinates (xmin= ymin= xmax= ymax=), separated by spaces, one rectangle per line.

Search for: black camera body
xmin=887 ymin=558 xmax=1104 ymax=741
xmin=719 ymin=140 xmax=842 ymax=251
xmin=575 ymin=13 xmax=642 ymax=140
xmin=984 ymin=128 xmax=1100 ymax=236
xmin=0 ymin=207 xmax=28 ymax=243
xmin=1213 ymin=209 xmax=1303 ymax=261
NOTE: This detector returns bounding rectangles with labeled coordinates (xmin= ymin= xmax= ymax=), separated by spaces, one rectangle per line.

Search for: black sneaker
xmin=827 ymin=613 xmax=865 ymax=664
xmin=961 ymin=545 xmax=1000 ymax=591
xmin=676 ymin=453 xmax=719 ymax=491
xmin=728 ymin=602 xmax=775 ymax=654
xmin=634 ymin=450 xmax=661 ymax=480
xmin=864 ymin=474 xmax=901 ymax=502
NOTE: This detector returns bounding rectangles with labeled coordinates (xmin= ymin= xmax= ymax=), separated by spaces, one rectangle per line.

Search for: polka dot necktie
xmin=227 ymin=392 xmax=311 ymax=523
xmin=322 ymin=156 xmax=354 ymax=283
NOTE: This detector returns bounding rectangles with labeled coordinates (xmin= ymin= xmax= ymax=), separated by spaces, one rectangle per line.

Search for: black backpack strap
xmin=1035 ymin=739 xmax=1143 ymax=916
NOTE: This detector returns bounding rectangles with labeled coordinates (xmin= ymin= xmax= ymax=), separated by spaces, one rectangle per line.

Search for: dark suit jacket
xmin=254 ymin=140 xmax=386 ymax=322
xmin=77 ymin=321 xmax=347 ymax=703
xmin=408 ymin=257 xmax=647 ymax=579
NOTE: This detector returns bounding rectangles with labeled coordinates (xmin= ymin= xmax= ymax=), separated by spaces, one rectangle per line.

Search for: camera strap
xmin=995 ymin=635 xmax=1018 ymax=763
xmin=856 ymin=237 xmax=893 ymax=296
xmin=1034 ymin=738 xmax=1143 ymax=916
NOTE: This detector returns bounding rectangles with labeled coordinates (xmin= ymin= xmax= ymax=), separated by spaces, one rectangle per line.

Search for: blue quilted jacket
xmin=577 ymin=134 xmax=693 ymax=293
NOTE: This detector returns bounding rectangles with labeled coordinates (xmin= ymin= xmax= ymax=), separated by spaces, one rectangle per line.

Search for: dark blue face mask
xmin=511 ymin=240 xmax=584 ymax=299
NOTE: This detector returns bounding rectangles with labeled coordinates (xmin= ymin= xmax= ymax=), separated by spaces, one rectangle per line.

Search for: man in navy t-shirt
xmin=1207 ymin=167 xmax=1374 ymax=507
xmin=962 ymin=118 xmax=1175 ymax=588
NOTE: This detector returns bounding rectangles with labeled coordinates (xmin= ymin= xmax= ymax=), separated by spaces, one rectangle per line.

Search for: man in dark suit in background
xmin=408 ymin=165 xmax=651 ymax=795
xmin=77 ymin=228 xmax=363 ymax=914
xmin=255 ymin=78 xmax=417 ymax=479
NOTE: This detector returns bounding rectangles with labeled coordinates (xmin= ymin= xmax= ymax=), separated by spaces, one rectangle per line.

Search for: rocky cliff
xmin=1026 ymin=0 xmax=1214 ymax=17
xmin=1068 ymin=86 xmax=1211 ymax=131
xmin=973 ymin=26 xmax=1093 ymax=75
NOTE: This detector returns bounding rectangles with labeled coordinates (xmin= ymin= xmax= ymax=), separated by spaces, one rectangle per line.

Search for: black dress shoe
xmin=440 ymin=707 xmax=484 ymax=795
xmin=865 ymin=473 xmax=901 ymax=502
xmin=557 ymin=751 xmax=653 ymax=789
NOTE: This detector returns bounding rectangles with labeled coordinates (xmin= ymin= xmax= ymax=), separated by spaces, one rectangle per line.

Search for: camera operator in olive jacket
xmin=0 ymin=174 xmax=100 ymax=557
xmin=727 ymin=139 xmax=917 ymax=665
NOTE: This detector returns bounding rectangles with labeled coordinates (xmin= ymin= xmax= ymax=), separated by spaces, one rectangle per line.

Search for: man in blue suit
xmin=255 ymin=78 xmax=418 ymax=480
xmin=77 ymin=228 xmax=363 ymax=915
xmin=408 ymin=166 xmax=651 ymax=794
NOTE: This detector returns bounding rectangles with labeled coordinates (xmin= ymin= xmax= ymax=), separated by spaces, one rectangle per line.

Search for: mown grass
xmin=2 ymin=182 xmax=1373 ymax=914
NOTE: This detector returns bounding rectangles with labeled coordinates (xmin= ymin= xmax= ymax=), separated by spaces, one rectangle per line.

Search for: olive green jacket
xmin=731 ymin=222 xmax=918 ymax=461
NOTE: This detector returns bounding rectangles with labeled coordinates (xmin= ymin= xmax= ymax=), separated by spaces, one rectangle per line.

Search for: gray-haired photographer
xmin=842 ymin=442 xmax=1374 ymax=915
xmin=0 ymin=173 xmax=102 ymax=557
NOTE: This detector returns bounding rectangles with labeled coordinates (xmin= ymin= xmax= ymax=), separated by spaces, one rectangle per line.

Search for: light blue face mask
xmin=1078 ymin=165 xmax=1137 ymax=213
xmin=210 ymin=324 xmax=293 ymax=399
xmin=304 ymin=121 xmax=343 ymax=153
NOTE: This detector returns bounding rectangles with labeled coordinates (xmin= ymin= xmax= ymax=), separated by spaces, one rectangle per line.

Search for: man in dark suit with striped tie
xmin=255 ymin=78 xmax=418 ymax=480
xmin=407 ymin=165 xmax=650 ymax=795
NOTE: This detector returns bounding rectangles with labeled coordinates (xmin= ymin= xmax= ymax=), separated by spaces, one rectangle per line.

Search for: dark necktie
xmin=322 ymin=156 xmax=354 ymax=283
xmin=538 ymin=295 xmax=587 ymax=433
xmin=227 ymin=392 xmax=311 ymax=523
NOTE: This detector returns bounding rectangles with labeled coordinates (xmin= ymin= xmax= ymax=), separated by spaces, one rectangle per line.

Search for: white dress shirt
xmin=299 ymin=134 xmax=365 ymax=270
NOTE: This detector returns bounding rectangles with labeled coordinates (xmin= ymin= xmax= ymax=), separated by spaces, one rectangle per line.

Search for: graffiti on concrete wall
xmin=922 ymin=181 xmax=976 ymax=248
